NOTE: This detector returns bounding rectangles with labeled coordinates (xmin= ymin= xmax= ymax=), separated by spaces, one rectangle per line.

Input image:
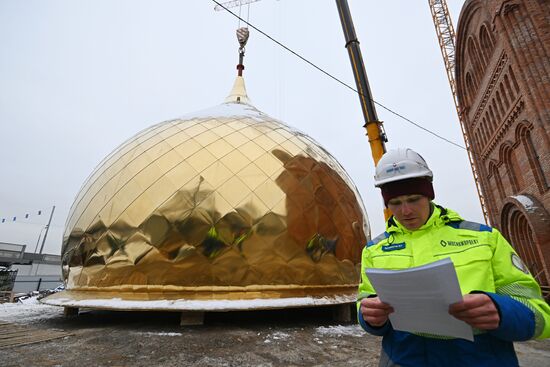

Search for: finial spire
xmin=225 ymin=25 xmax=251 ymax=104
xmin=224 ymin=75 xmax=251 ymax=104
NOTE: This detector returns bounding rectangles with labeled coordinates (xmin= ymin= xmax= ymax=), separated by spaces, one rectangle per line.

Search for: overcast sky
xmin=0 ymin=0 xmax=480 ymax=255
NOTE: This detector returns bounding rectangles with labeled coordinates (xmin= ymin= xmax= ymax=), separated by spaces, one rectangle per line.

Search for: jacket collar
xmin=386 ymin=203 xmax=463 ymax=234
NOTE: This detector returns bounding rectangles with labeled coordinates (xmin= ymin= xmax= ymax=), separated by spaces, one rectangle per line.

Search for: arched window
xmin=488 ymin=161 xmax=505 ymax=202
xmin=516 ymin=122 xmax=549 ymax=193
xmin=509 ymin=148 xmax=524 ymax=190
xmin=467 ymin=37 xmax=484 ymax=81
xmin=479 ymin=25 xmax=494 ymax=64
xmin=480 ymin=25 xmax=495 ymax=49
xmin=465 ymin=72 xmax=476 ymax=105
xmin=509 ymin=211 xmax=538 ymax=282
xmin=500 ymin=143 xmax=520 ymax=193
xmin=479 ymin=25 xmax=495 ymax=63
xmin=501 ymin=198 xmax=550 ymax=288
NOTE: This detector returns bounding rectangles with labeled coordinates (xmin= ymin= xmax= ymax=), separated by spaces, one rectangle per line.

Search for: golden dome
xmin=43 ymin=77 xmax=370 ymax=310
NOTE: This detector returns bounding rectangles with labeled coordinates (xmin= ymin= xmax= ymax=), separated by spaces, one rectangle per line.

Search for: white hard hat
xmin=374 ymin=148 xmax=433 ymax=187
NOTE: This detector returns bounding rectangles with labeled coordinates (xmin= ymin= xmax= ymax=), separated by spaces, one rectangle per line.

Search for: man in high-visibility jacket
xmin=358 ymin=148 xmax=550 ymax=367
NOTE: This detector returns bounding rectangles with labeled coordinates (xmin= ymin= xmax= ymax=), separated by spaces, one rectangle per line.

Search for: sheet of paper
xmin=365 ymin=257 xmax=473 ymax=341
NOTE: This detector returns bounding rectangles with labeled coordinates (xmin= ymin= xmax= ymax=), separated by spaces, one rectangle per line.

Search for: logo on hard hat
xmin=385 ymin=164 xmax=406 ymax=174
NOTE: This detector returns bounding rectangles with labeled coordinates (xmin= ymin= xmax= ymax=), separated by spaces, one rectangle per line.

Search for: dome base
xmin=40 ymin=287 xmax=357 ymax=311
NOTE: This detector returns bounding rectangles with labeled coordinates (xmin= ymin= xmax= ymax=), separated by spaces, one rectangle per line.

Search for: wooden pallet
xmin=0 ymin=321 xmax=73 ymax=348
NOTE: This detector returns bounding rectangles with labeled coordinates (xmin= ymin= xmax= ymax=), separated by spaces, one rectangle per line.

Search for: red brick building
xmin=456 ymin=0 xmax=550 ymax=289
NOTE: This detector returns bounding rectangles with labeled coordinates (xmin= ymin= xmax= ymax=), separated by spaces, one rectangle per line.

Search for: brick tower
xmin=455 ymin=0 xmax=550 ymax=289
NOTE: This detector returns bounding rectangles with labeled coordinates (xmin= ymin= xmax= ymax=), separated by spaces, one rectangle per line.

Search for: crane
xmin=428 ymin=0 xmax=490 ymax=224
xmin=214 ymin=0 xmax=388 ymax=166
xmin=214 ymin=0 xmax=390 ymax=219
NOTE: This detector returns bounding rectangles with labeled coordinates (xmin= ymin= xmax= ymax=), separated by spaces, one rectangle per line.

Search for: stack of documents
xmin=366 ymin=257 xmax=473 ymax=341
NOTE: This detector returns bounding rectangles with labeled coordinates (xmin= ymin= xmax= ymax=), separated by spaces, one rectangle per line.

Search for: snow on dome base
xmin=41 ymin=291 xmax=357 ymax=312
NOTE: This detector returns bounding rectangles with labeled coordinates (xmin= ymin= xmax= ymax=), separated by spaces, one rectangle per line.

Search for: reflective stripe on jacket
xmin=357 ymin=204 xmax=550 ymax=367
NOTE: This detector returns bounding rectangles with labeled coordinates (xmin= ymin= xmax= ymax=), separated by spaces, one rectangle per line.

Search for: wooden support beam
xmin=332 ymin=303 xmax=356 ymax=323
xmin=180 ymin=311 xmax=204 ymax=326
xmin=63 ymin=307 xmax=79 ymax=317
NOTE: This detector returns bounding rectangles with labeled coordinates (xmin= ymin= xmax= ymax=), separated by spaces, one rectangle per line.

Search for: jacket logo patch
xmin=440 ymin=239 xmax=479 ymax=247
xmin=382 ymin=243 xmax=406 ymax=252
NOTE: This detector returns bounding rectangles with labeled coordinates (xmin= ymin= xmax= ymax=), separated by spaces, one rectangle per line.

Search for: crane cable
xmin=212 ymin=0 xmax=466 ymax=150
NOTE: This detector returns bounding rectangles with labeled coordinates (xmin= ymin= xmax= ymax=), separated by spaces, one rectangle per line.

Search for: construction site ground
xmin=1 ymin=302 xmax=550 ymax=367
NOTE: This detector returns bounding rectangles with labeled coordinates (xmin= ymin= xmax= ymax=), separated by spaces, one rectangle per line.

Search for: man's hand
xmin=449 ymin=293 xmax=500 ymax=330
xmin=360 ymin=297 xmax=394 ymax=327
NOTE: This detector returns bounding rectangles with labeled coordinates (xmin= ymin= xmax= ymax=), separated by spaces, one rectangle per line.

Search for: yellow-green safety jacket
xmin=357 ymin=204 xmax=550 ymax=367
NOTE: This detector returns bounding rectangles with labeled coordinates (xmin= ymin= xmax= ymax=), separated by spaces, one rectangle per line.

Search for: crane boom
xmin=335 ymin=0 xmax=390 ymax=220
xmin=428 ymin=0 xmax=490 ymax=224
xmin=335 ymin=0 xmax=387 ymax=165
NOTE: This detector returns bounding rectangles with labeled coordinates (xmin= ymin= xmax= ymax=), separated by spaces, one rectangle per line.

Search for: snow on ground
xmin=260 ymin=325 xmax=364 ymax=344
xmin=315 ymin=325 xmax=365 ymax=337
xmin=0 ymin=296 xmax=63 ymax=323
xmin=135 ymin=332 xmax=183 ymax=337
xmin=263 ymin=330 xmax=291 ymax=344
xmin=2 ymin=295 xmax=366 ymax=342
